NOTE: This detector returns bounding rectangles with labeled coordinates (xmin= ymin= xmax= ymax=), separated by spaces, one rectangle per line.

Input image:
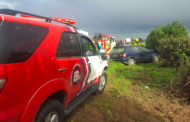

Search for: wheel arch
xmin=129 ymin=56 xmax=136 ymax=61
xmin=20 ymin=78 xmax=69 ymax=122
xmin=103 ymin=66 xmax=108 ymax=71
xmin=152 ymin=52 xmax=157 ymax=58
xmin=47 ymin=90 xmax=67 ymax=106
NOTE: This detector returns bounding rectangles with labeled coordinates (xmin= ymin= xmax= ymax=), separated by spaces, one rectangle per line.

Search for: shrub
xmin=146 ymin=21 xmax=189 ymax=49
xmin=157 ymin=37 xmax=190 ymax=67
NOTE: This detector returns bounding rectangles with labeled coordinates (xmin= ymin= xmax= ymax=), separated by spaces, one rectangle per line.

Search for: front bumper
xmin=111 ymin=57 xmax=130 ymax=64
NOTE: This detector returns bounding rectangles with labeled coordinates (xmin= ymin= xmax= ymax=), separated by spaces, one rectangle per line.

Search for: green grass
xmin=108 ymin=60 xmax=182 ymax=91
xmin=142 ymin=43 xmax=146 ymax=46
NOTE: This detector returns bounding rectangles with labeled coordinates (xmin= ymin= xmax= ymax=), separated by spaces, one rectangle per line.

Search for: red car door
xmin=53 ymin=32 xmax=89 ymax=102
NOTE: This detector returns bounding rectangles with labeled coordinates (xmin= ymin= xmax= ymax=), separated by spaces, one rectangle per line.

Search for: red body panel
xmin=0 ymin=16 xmax=58 ymax=110
xmin=20 ymin=79 xmax=63 ymax=122
xmin=0 ymin=106 xmax=25 ymax=122
xmin=0 ymin=15 xmax=71 ymax=122
xmin=54 ymin=58 xmax=84 ymax=102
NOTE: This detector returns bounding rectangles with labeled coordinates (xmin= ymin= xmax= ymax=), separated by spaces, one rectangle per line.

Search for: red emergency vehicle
xmin=93 ymin=34 xmax=115 ymax=64
xmin=93 ymin=34 xmax=115 ymax=50
xmin=0 ymin=9 xmax=109 ymax=122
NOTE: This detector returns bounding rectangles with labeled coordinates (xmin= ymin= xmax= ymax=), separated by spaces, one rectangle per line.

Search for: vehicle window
xmin=56 ymin=32 xmax=81 ymax=58
xmin=110 ymin=38 xmax=115 ymax=42
xmin=110 ymin=47 xmax=125 ymax=54
xmin=80 ymin=36 xmax=98 ymax=56
xmin=140 ymin=46 xmax=149 ymax=51
xmin=125 ymin=47 xmax=130 ymax=52
xmin=0 ymin=21 xmax=49 ymax=64
xmin=129 ymin=46 xmax=140 ymax=52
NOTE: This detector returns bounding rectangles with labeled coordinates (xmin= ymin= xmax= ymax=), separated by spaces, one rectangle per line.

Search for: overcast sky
xmin=0 ymin=0 xmax=190 ymax=39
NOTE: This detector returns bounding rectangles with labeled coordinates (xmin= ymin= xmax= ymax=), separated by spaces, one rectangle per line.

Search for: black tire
xmin=35 ymin=99 xmax=63 ymax=122
xmin=94 ymin=70 xmax=107 ymax=95
xmin=153 ymin=55 xmax=158 ymax=62
xmin=128 ymin=58 xmax=135 ymax=66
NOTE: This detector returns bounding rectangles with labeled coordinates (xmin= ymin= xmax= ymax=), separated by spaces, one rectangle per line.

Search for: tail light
xmin=120 ymin=54 xmax=127 ymax=57
xmin=0 ymin=77 xmax=8 ymax=94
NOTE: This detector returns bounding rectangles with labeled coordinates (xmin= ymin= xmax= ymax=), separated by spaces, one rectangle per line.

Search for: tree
xmin=146 ymin=20 xmax=189 ymax=49
xmin=137 ymin=37 xmax=143 ymax=42
xmin=157 ymin=37 xmax=190 ymax=67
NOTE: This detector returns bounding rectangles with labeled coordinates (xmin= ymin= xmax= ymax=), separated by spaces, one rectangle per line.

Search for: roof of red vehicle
xmin=0 ymin=14 xmax=78 ymax=33
xmin=101 ymin=34 xmax=114 ymax=37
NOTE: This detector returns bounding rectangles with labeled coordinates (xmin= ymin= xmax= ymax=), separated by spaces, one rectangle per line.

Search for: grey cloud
xmin=1 ymin=0 xmax=190 ymax=39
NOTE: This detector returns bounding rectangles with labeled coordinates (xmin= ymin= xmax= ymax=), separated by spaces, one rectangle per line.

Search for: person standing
xmin=118 ymin=39 xmax=121 ymax=46
xmin=100 ymin=44 xmax=102 ymax=49
xmin=104 ymin=37 xmax=108 ymax=49
xmin=120 ymin=39 xmax=123 ymax=45
xmin=132 ymin=38 xmax=139 ymax=45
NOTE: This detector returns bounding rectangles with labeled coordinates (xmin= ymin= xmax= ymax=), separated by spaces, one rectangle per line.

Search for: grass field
xmin=64 ymin=60 xmax=190 ymax=122
xmin=142 ymin=43 xmax=146 ymax=46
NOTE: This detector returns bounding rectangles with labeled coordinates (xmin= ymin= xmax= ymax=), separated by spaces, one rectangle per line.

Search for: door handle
xmin=87 ymin=62 xmax=91 ymax=65
xmin=59 ymin=68 xmax=67 ymax=72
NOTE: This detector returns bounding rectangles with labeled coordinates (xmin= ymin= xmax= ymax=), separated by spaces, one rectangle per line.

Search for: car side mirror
xmin=99 ymin=49 xmax=107 ymax=55
xmin=99 ymin=49 xmax=107 ymax=60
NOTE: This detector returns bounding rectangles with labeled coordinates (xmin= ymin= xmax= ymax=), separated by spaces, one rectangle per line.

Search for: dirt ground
xmin=64 ymin=83 xmax=190 ymax=122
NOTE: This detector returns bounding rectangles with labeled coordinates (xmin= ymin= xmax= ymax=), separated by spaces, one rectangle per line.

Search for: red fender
xmin=20 ymin=78 xmax=64 ymax=122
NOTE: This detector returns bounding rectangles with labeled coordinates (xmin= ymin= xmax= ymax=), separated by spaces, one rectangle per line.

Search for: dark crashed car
xmin=109 ymin=45 xmax=158 ymax=65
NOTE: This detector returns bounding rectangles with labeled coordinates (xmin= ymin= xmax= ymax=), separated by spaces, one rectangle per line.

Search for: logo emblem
xmin=72 ymin=64 xmax=82 ymax=86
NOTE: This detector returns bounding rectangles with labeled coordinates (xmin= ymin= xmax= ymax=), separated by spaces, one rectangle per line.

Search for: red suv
xmin=0 ymin=9 xmax=108 ymax=122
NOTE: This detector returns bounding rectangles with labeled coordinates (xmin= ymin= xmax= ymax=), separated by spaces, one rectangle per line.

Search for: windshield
xmin=101 ymin=36 xmax=105 ymax=40
xmin=110 ymin=38 xmax=115 ymax=42
xmin=111 ymin=38 xmax=114 ymax=41
xmin=0 ymin=21 xmax=49 ymax=64
xmin=110 ymin=47 xmax=124 ymax=54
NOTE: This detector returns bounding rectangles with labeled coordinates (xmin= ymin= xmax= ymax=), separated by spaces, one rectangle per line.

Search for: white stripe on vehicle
xmin=78 ymin=57 xmax=89 ymax=94
xmin=69 ymin=27 xmax=75 ymax=32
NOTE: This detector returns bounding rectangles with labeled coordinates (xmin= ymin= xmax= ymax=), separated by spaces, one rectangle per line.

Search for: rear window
xmin=110 ymin=47 xmax=125 ymax=54
xmin=0 ymin=21 xmax=49 ymax=64
xmin=129 ymin=46 xmax=140 ymax=52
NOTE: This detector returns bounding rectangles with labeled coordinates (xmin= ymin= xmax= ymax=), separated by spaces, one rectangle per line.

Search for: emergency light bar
xmin=49 ymin=17 xmax=76 ymax=24
xmin=21 ymin=14 xmax=76 ymax=25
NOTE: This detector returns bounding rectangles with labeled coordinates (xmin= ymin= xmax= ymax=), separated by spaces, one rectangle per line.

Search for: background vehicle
xmin=109 ymin=45 xmax=158 ymax=66
xmin=77 ymin=30 xmax=89 ymax=37
xmin=93 ymin=33 xmax=115 ymax=49
xmin=125 ymin=38 xmax=131 ymax=44
xmin=93 ymin=33 xmax=112 ymax=66
xmin=0 ymin=9 xmax=108 ymax=122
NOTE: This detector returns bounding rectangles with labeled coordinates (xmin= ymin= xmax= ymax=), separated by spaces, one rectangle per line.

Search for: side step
xmin=63 ymin=84 xmax=98 ymax=116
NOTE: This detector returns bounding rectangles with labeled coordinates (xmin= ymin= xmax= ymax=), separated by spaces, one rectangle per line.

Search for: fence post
xmin=180 ymin=59 xmax=184 ymax=76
